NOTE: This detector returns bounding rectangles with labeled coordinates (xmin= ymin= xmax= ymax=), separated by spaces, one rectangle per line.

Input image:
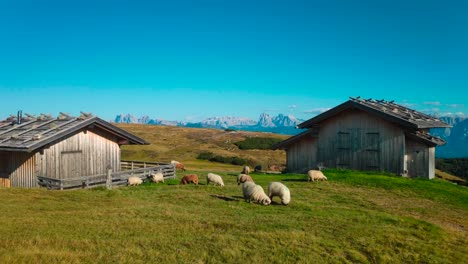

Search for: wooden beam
xmin=22 ymin=118 xmax=78 ymax=144
xmin=0 ymin=119 xmax=38 ymax=136
xmin=0 ymin=118 xmax=57 ymax=144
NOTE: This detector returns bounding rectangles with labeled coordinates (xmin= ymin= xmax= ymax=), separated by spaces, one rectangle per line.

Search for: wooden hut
xmin=0 ymin=112 xmax=147 ymax=188
xmin=273 ymin=97 xmax=451 ymax=179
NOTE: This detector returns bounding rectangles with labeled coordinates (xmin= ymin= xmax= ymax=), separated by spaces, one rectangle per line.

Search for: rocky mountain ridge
xmin=114 ymin=113 xmax=304 ymax=135
xmin=114 ymin=113 xmax=468 ymax=157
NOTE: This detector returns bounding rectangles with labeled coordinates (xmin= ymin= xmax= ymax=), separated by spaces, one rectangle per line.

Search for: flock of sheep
xmin=127 ymin=164 xmax=328 ymax=206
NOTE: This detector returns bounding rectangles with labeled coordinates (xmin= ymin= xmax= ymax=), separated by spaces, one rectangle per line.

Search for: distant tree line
xmin=435 ymin=158 xmax=468 ymax=181
xmin=197 ymin=152 xmax=247 ymax=166
xmin=234 ymin=137 xmax=283 ymax=150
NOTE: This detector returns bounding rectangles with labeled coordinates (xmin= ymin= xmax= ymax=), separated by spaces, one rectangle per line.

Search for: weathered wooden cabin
xmin=273 ymin=97 xmax=451 ymax=179
xmin=0 ymin=112 xmax=148 ymax=188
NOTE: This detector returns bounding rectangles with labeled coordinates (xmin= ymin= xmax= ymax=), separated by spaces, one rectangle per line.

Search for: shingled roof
xmin=298 ymin=97 xmax=452 ymax=130
xmin=0 ymin=112 xmax=148 ymax=152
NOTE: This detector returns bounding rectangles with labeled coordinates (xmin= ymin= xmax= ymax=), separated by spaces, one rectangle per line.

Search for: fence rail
xmin=120 ymin=160 xmax=171 ymax=171
xmin=37 ymin=161 xmax=176 ymax=190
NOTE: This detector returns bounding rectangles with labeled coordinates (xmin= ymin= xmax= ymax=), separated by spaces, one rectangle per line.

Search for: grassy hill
xmin=116 ymin=124 xmax=288 ymax=171
xmin=0 ymin=169 xmax=466 ymax=263
xmin=0 ymin=124 xmax=467 ymax=263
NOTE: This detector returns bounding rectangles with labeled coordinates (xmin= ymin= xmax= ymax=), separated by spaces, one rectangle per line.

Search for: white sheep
xmin=241 ymin=165 xmax=251 ymax=175
xmin=128 ymin=176 xmax=143 ymax=186
xmin=307 ymin=170 xmax=328 ymax=182
xmin=207 ymin=173 xmax=224 ymax=186
xmin=237 ymin=174 xmax=254 ymax=185
xmin=151 ymin=172 xmax=164 ymax=183
xmin=242 ymin=182 xmax=271 ymax=205
xmin=268 ymin=182 xmax=291 ymax=205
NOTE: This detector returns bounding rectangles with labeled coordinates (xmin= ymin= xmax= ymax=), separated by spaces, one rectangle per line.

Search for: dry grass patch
xmin=116 ymin=124 xmax=287 ymax=169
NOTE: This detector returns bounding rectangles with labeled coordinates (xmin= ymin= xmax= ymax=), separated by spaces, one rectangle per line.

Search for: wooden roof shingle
xmin=298 ymin=97 xmax=452 ymax=130
xmin=0 ymin=113 xmax=148 ymax=152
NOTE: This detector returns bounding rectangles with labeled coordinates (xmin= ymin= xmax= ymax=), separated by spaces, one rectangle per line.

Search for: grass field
xmin=0 ymin=169 xmax=466 ymax=263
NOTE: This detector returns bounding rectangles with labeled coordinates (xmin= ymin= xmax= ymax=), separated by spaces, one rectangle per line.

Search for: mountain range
xmin=431 ymin=116 xmax=468 ymax=158
xmin=114 ymin=113 xmax=468 ymax=158
xmin=114 ymin=113 xmax=305 ymax=135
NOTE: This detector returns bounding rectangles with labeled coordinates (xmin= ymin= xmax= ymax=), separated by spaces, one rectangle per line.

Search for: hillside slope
xmin=0 ymin=170 xmax=466 ymax=263
xmin=115 ymin=124 xmax=288 ymax=170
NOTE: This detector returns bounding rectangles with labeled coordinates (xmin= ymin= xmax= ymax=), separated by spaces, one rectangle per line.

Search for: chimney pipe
xmin=17 ymin=110 xmax=22 ymax=125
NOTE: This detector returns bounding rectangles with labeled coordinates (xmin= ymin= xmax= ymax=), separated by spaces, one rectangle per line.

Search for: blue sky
xmin=0 ymin=0 xmax=467 ymax=122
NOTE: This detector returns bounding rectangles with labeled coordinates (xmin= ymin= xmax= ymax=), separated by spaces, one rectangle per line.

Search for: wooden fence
xmin=120 ymin=160 xmax=172 ymax=170
xmin=37 ymin=161 xmax=176 ymax=190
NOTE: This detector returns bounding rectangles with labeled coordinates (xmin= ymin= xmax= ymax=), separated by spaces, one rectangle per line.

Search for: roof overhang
xmin=405 ymin=131 xmax=446 ymax=147
xmin=298 ymin=99 xmax=451 ymax=130
xmin=0 ymin=116 xmax=148 ymax=153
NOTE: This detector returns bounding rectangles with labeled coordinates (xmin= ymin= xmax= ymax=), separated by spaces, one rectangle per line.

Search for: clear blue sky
xmin=1 ymin=0 xmax=467 ymax=122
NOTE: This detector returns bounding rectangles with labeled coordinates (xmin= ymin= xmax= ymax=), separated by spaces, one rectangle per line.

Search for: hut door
xmin=337 ymin=131 xmax=351 ymax=168
xmin=60 ymin=151 xmax=82 ymax=179
xmin=365 ymin=132 xmax=380 ymax=170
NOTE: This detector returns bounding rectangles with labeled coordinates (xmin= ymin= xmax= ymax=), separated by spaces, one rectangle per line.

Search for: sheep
xmin=237 ymin=174 xmax=254 ymax=185
xmin=171 ymin=160 xmax=186 ymax=171
xmin=268 ymin=182 xmax=291 ymax=205
xmin=307 ymin=170 xmax=328 ymax=182
xmin=180 ymin=174 xmax=199 ymax=185
xmin=242 ymin=182 xmax=271 ymax=205
xmin=241 ymin=165 xmax=250 ymax=175
xmin=206 ymin=173 xmax=224 ymax=186
xmin=151 ymin=172 xmax=164 ymax=183
xmin=128 ymin=176 xmax=143 ymax=186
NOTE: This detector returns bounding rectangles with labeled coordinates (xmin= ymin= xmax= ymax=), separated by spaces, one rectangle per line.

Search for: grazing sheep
xmin=171 ymin=160 xmax=186 ymax=171
xmin=207 ymin=173 xmax=224 ymax=186
xmin=242 ymin=182 xmax=271 ymax=205
xmin=268 ymin=182 xmax=291 ymax=205
xmin=241 ymin=165 xmax=250 ymax=175
xmin=151 ymin=172 xmax=164 ymax=183
xmin=307 ymin=170 xmax=328 ymax=182
xmin=128 ymin=176 xmax=143 ymax=186
xmin=237 ymin=174 xmax=254 ymax=185
xmin=180 ymin=174 xmax=199 ymax=185
xmin=268 ymin=164 xmax=281 ymax=171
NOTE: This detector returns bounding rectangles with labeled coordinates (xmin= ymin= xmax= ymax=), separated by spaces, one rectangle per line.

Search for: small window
xmin=366 ymin=132 xmax=380 ymax=151
xmin=337 ymin=131 xmax=350 ymax=150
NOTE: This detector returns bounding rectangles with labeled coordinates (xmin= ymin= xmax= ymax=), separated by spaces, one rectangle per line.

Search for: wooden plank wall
xmin=8 ymin=152 xmax=37 ymax=188
xmin=286 ymin=136 xmax=317 ymax=173
xmin=315 ymin=109 xmax=406 ymax=175
xmin=37 ymin=129 xmax=121 ymax=180
xmin=405 ymin=138 xmax=432 ymax=179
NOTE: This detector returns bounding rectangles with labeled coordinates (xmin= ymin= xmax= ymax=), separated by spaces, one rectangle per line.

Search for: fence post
xmin=106 ymin=169 xmax=112 ymax=190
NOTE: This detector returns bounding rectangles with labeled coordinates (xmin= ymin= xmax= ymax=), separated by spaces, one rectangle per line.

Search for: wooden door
xmin=365 ymin=132 xmax=380 ymax=170
xmin=337 ymin=131 xmax=351 ymax=168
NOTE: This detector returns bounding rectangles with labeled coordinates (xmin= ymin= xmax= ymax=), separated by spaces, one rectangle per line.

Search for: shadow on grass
xmin=270 ymin=200 xmax=288 ymax=206
xmin=210 ymin=194 xmax=240 ymax=202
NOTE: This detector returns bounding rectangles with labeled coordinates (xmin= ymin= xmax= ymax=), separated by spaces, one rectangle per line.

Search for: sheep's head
xmin=262 ymin=197 xmax=271 ymax=206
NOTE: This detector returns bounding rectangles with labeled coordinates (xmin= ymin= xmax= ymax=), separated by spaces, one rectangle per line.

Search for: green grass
xmin=0 ymin=170 xmax=467 ymax=263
